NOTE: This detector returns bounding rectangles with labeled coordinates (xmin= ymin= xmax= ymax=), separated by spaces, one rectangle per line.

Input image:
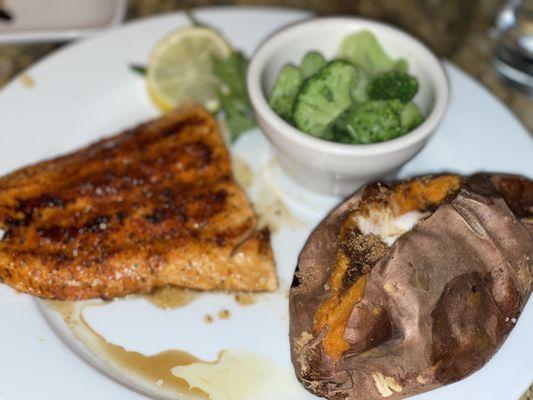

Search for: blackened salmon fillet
xmin=0 ymin=105 xmax=277 ymax=300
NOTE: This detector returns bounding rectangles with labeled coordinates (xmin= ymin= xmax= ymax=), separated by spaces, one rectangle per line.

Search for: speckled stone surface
xmin=0 ymin=0 xmax=531 ymax=398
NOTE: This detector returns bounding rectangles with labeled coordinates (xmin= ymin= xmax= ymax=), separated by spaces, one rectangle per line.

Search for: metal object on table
xmin=493 ymin=0 xmax=533 ymax=93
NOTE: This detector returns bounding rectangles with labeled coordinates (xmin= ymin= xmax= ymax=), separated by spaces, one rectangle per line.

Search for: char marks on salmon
xmin=0 ymin=105 xmax=276 ymax=299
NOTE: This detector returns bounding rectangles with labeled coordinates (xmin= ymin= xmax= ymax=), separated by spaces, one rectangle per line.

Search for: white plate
xmin=0 ymin=0 xmax=126 ymax=43
xmin=0 ymin=6 xmax=531 ymax=400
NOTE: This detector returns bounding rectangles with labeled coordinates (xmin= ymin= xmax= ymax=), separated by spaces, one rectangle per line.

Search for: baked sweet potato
xmin=289 ymin=174 xmax=532 ymax=400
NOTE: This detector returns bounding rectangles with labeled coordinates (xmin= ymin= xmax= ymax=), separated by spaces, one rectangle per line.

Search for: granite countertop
xmin=0 ymin=0 xmax=531 ymax=398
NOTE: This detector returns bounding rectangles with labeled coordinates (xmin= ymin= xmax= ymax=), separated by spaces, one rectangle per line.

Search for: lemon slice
xmin=147 ymin=27 xmax=232 ymax=112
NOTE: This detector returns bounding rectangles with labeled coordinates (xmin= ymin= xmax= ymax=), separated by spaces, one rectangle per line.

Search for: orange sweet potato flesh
xmin=315 ymin=274 xmax=368 ymax=358
xmin=392 ymin=175 xmax=461 ymax=214
xmin=313 ymin=175 xmax=461 ymax=359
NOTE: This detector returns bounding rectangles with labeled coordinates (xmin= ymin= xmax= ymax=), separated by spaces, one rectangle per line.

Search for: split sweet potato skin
xmin=289 ymin=174 xmax=532 ymax=400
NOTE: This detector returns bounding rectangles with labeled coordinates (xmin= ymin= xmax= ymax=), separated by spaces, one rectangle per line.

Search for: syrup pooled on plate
xmin=45 ymin=300 xmax=208 ymax=399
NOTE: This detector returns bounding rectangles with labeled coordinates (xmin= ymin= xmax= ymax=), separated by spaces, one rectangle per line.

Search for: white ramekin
xmin=247 ymin=17 xmax=449 ymax=195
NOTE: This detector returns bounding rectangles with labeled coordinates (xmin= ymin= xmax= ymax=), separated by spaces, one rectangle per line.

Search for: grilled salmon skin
xmin=0 ymin=105 xmax=277 ymax=300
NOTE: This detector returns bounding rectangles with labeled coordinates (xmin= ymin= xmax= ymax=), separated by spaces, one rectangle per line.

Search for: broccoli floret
xmin=350 ymin=66 xmax=370 ymax=104
xmin=400 ymin=102 xmax=424 ymax=132
xmin=394 ymin=58 xmax=409 ymax=73
xmin=367 ymin=71 xmax=419 ymax=103
xmin=334 ymin=99 xmax=404 ymax=144
xmin=293 ymin=60 xmax=358 ymax=137
xmin=300 ymin=51 xmax=327 ymax=80
xmin=334 ymin=100 xmax=424 ymax=144
xmin=338 ymin=30 xmax=394 ymax=74
xmin=338 ymin=30 xmax=410 ymax=76
xmin=269 ymin=64 xmax=303 ymax=122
